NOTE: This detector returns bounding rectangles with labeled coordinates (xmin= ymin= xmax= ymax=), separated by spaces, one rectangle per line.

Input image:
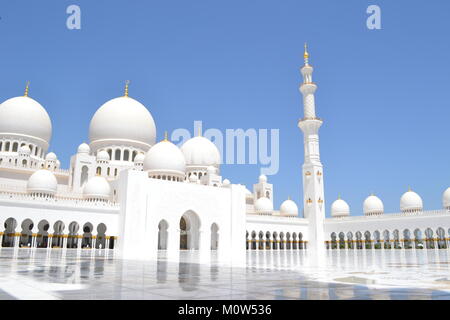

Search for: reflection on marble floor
xmin=0 ymin=248 xmax=449 ymax=299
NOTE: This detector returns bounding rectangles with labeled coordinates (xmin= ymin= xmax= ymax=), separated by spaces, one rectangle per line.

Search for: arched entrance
xmin=67 ymin=221 xmax=79 ymax=248
xmin=179 ymin=211 xmax=201 ymax=250
xmin=96 ymin=223 xmax=107 ymax=249
xmin=2 ymin=218 xmax=17 ymax=247
xmin=19 ymin=219 xmax=34 ymax=247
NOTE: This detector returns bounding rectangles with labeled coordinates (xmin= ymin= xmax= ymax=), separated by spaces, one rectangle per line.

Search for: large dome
xmin=180 ymin=136 xmax=221 ymax=168
xmin=331 ymin=198 xmax=350 ymax=217
xmin=363 ymin=195 xmax=384 ymax=215
xmin=83 ymin=176 xmax=111 ymax=201
xmin=0 ymin=96 xmax=52 ymax=147
xmin=143 ymin=140 xmax=186 ymax=176
xmin=400 ymin=189 xmax=423 ymax=212
xmin=89 ymin=96 xmax=156 ymax=151
xmin=27 ymin=169 xmax=57 ymax=196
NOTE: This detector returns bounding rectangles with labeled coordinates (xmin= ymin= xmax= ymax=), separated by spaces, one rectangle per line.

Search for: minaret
xmin=298 ymin=44 xmax=326 ymax=252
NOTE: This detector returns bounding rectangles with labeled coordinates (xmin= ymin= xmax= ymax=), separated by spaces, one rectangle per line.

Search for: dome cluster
xmin=140 ymin=132 xmax=222 ymax=183
xmin=330 ymin=187 xmax=450 ymax=218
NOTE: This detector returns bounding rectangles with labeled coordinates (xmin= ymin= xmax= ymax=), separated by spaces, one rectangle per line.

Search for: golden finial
xmin=124 ymin=80 xmax=130 ymax=97
xmin=408 ymin=186 xmax=412 ymax=192
xmin=304 ymin=42 xmax=309 ymax=64
xmin=288 ymin=195 xmax=291 ymax=200
xmin=371 ymin=191 xmax=375 ymax=196
xmin=24 ymin=81 xmax=30 ymax=97
xmin=198 ymin=127 xmax=202 ymax=137
xmin=338 ymin=193 xmax=341 ymax=200
xmin=163 ymin=131 xmax=168 ymax=142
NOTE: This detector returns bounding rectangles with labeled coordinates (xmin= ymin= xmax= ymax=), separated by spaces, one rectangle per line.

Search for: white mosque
xmin=0 ymin=47 xmax=449 ymax=265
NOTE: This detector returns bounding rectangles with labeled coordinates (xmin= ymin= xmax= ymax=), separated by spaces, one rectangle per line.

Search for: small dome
xmin=363 ymin=195 xmax=384 ymax=215
xmin=443 ymin=188 xmax=450 ymax=209
xmin=259 ymin=174 xmax=267 ymax=183
xmin=0 ymin=96 xmax=52 ymax=145
xmin=280 ymin=199 xmax=299 ymax=217
xmin=77 ymin=143 xmax=90 ymax=154
xmin=134 ymin=153 xmax=145 ymax=163
xmin=143 ymin=140 xmax=186 ymax=175
xmin=45 ymin=152 xmax=57 ymax=161
xmin=89 ymin=96 xmax=156 ymax=151
xmin=19 ymin=145 xmax=31 ymax=155
xmin=222 ymin=179 xmax=230 ymax=186
xmin=27 ymin=169 xmax=57 ymax=195
xmin=181 ymin=136 xmax=221 ymax=168
xmin=400 ymin=189 xmax=423 ymax=212
xmin=255 ymin=197 xmax=273 ymax=213
xmin=83 ymin=176 xmax=111 ymax=201
xmin=331 ymin=198 xmax=350 ymax=217
xmin=189 ymin=174 xmax=198 ymax=183
xmin=96 ymin=150 xmax=110 ymax=162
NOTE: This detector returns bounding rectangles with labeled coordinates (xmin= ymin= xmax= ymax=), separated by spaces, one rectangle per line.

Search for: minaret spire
xmin=304 ymin=43 xmax=309 ymax=65
xmin=24 ymin=81 xmax=30 ymax=97
xmin=124 ymin=80 xmax=130 ymax=97
xmin=298 ymin=44 xmax=325 ymax=253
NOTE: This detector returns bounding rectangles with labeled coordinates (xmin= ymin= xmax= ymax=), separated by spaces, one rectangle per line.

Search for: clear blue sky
xmin=1 ymin=0 xmax=449 ymax=216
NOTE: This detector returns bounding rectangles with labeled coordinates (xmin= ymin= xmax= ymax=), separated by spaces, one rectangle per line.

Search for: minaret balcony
xmin=298 ymin=117 xmax=323 ymax=124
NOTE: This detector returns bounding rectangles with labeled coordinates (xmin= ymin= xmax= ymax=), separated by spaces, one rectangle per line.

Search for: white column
xmin=167 ymin=226 xmax=180 ymax=262
xmin=199 ymin=228 xmax=211 ymax=264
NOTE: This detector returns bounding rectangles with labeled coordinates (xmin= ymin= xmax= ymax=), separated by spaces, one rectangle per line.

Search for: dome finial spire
xmin=163 ymin=131 xmax=168 ymax=141
xmin=24 ymin=81 xmax=30 ymax=97
xmin=124 ymin=80 xmax=130 ymax=97
xmin=304 ymin=42 xmax=309 ymax=65
xmin=338 ymin=193 xmax=341 ymax=200
xmin=408 ymin=186 xmax=412 ymax=192
xmin=198 ymin=127 xmax=202 ymax=137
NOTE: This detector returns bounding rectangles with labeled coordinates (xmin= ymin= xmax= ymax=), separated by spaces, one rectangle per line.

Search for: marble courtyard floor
xmin=0 ymin=248 xmax=450 ymax=299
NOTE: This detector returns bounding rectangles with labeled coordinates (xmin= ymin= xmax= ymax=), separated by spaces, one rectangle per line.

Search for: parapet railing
xmin=246 ymin=211 xmax=304 ymax=219
xmin=0 ymin=190 xmax=119 ymax=208
xmin=0 ymin=162 xmax=69 ymax=174
xmin=327 ymin=209 xmax=450 ymax=221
